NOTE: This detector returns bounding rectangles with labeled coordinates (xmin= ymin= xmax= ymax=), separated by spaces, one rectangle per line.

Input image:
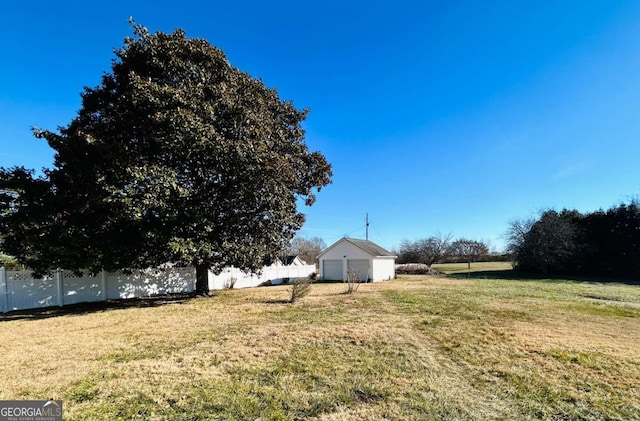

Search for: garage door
xmin=347 ymin=260 xmax=370 ymax=282
xmin=322 ymin=260 xmax=343 ymax=281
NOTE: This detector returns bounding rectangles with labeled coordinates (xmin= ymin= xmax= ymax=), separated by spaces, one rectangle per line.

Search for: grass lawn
xmin=1 ymin=270 xmax=639 ymax=420
xmin=432 ymin=261 xmax=513 ymax=274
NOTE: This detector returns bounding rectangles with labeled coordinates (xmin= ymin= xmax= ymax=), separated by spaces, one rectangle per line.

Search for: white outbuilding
xmin=318 ymin=238 xmax=396 ymax=282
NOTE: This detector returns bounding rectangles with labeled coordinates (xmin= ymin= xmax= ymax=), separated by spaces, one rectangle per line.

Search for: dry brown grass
xmin=1 ymin=274 xmax=639 ymax=420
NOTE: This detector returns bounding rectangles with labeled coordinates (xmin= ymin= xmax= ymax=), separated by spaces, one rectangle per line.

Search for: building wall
xmin=318 ymin=239 xmax=396 ymax=282
xmin=372 ymin=258 xmax=396 ymax=281
xmin=319 ymin=241 xmax=373 ymax=260
xmin=319 ymin=240 xmax=369 ymax=280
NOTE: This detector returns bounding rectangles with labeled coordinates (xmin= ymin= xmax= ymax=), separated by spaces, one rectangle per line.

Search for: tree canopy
xmin=396 ymin=233 xmax=492 ymax=269
xmin=509 ymin=202 xmax=640 ymax=279
xmin=396 ymin=233 xmax=453 ymax=267
xmin=0 ymin=21 xmax=332 ymax=293
xmin=286 ymin=236 xmax=326 ymax=265
xmin=450 ymin=238 xmax=489 ymax=271
xmin=516 ymin=210 xmax=578 ymax=275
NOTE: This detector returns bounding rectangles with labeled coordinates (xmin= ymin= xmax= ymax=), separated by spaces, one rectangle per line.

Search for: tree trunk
xmin=195 ymin=263 xmax=210 ymax=295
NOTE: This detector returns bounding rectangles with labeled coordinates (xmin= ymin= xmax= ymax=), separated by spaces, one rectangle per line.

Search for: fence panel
xmin=1 ymin=267 xmax=196 ymax=313
xmin=62 ymin=271 xmax=103 ymax=305
xmin=106 ymin=267 xmax=195 ymax=299
xmin=209 ymin=264 xmax=315 ymax=290
xmin=208 ymin=266 xmax=260 ymax=290
xmin=157 ymin=267 xmax=196 ymax=294
xmin=261 ymin=265 xmax=316 ymax=285
xmin=0 ymin=263 xmax=318 ymax=311
xmin=4 ymin=271 xmax=58 ymax=312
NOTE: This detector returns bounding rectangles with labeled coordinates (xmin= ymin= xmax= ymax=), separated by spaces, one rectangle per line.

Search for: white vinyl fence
xmin=0 ymin=267 xmax=196 ymax=313
xmin=208 ymin=264 xmax=316 ymax=290
xmin=1 ymin=263 xmax=316 ymax=313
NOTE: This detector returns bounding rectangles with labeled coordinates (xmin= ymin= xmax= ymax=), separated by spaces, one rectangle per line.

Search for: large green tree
xmin=508 ymin=203 xmax=640 ymax=279
xmin=0 ymin=22 xmax=332 ymax=294
xmin=514 ymin=210 xmax=578 ymax=275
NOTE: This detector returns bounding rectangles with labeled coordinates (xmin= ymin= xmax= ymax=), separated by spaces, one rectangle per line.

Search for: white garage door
xmin=322 ymin=260 xmax=343 ymax=280
xmin=347 ymin=260 xmax=370 ymax=282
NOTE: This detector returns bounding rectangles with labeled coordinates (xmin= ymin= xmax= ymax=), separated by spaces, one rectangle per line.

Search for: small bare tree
xmin=289 ymin=276 xmax=313 ymax=303
xmin=285 ymin=236 xmax=327 ymax=265
xmin=504 ymin=217 xmax=536 ymax=257
xmin=450 ymin=238 xmax=490 ymax=275
xmin=344 ymin=268 xmax=368 ymax=294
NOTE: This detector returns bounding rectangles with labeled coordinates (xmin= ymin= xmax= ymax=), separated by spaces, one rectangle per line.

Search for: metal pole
xmin=366 ymin=213 xmax=369 ymax=241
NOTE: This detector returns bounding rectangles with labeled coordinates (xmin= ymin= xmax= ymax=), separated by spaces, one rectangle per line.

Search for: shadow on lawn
xmin=256 ymin=297 xmax=291 ymax=304
xmin=0 ymin=293 xmax=196 ymax=322
xmin=448 ymin=269 xmax=640 ymax=286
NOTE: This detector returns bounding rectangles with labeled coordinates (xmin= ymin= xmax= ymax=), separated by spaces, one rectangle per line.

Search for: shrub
xmin=344 ymin=269 xmax=362 ymax=294
xmin=289 ymin=277 xmax=313 ymax=303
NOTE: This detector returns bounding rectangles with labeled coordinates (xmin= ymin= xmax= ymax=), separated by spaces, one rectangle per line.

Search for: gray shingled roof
xmin=343 ymin=238 xmax=395 ymax=257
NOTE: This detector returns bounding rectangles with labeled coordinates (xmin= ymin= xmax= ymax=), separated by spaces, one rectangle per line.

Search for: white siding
xmin=372 ymin=258 xmax=395 ymax=282
xmin=319 ymin=239 xmax=396 ymax=282
xmin=319 ymin=241 xmax=373 ymax=260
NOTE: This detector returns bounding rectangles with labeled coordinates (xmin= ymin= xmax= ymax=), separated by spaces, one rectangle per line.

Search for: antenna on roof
xmin=366 ymin=213 xmax=369 ymax=241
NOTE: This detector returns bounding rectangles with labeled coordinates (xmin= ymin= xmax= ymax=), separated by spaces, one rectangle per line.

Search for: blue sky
xmin=2 ymin=1 xmax=640 ymax=252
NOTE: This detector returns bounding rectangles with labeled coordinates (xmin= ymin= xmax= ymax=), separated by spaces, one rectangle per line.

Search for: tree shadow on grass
xmin=448 ymin=269 xmax=640 ymax=286
xmin=258 ymin=298 xmax=291 ymax=304
xmin=0 ymin=293 xmax=196 ymax=322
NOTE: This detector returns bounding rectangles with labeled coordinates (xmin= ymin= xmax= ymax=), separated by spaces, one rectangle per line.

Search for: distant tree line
xmin=396 ymin=233 xmax=494 ymax=269
xmin=507 ymin=200 xmax=640 ymax=279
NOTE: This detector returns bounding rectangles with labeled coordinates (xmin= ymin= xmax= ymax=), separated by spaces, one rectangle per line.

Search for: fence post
xmin=1 ymin=267 xmax=8 ymax=313
xmin=101 ymin=270 xmax=107 ymax=301
xmin=56 ymin=269 xmax=64 ymax=307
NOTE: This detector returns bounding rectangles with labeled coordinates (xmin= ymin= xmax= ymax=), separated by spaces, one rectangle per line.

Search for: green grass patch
xmin=543 ymin=348 xmax=603 ymax=368
xmin=565 ymin=301 xmax=640 ymax=318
